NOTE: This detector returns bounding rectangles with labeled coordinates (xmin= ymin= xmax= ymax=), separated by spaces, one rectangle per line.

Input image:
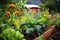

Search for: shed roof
xmin=25 ymin=4 xmax=40 ymax=8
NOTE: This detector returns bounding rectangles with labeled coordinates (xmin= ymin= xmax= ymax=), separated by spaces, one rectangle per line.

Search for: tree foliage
xmin=43 ymin=0 xmax=60 ymax=13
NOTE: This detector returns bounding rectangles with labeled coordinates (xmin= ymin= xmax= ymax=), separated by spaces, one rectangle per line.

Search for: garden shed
xmin=24 ymin=4 xmax=40 ymax=13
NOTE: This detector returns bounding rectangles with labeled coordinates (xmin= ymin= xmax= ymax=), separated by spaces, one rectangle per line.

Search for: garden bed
xmin=0 ymin=0 xmax=60 ymax=40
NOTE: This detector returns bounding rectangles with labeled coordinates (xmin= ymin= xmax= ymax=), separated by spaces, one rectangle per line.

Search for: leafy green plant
xmin=16 ymin=0 xmax=28 ymax=15
xmin=20 ymin=11 xmax=48 ymax=35
xmin=46 ymin=15 xmax=60 ymax=26
xmin=0 ymin=28 xmax=24 ymax=40
xmin=0 ymin=0 xmax=27 ymax=40
xmin=3 ymin=0 xmax=28 ymax=31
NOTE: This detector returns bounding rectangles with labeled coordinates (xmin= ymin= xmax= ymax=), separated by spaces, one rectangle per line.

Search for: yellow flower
xmin=9 ymin=4 xmax=15 ymax=9
xmin=43 ymin=13 xmax=47 ymax=17
xmin=43 ymin=9 xmax=49 ymax=17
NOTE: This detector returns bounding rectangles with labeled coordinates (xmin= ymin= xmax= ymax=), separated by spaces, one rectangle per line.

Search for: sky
xmin=16 ymin=0 xmax=41 ymax=5
xmin=26 ymin=0 xmax=40 ymax=4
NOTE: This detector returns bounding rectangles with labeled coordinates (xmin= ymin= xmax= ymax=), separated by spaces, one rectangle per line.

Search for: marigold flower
xmin=9 ymin=4 xmax=15 ymax=9
xmin=15 ymin=11 xmax=20 ymax=15
xmin=5 ymin=11 xmax=10 ymax=17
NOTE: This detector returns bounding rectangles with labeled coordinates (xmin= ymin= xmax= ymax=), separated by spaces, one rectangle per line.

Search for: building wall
xmin=31 ymin=8 xmax=37 ymax=13
xmin=24 ymin=8 xmax=40 ymax=13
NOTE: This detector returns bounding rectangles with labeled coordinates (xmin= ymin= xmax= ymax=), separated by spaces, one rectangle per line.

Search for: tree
xmin=44 ymin=0 xmax=60 ymax=13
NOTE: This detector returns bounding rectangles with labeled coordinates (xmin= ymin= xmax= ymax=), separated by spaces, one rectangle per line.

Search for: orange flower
xmin=9 ymin=4 xmax=15 ymax=9
xmin=5 ymin=11 xmax=10 ymax=17
xmin=15 ymin=11 xmax=20 ymax=15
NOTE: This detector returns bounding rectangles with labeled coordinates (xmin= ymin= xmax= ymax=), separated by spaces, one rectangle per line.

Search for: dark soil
xmin=51 ymin=25 xmax=60 ymax=40
xmin=24 ymin=32 xmax=39 ymax=40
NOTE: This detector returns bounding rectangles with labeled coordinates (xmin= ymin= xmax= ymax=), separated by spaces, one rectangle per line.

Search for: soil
xmin=51 ymin=25 xmax=60 ymax=40
xmin=24 ymin=32 xmax=39 ymax=40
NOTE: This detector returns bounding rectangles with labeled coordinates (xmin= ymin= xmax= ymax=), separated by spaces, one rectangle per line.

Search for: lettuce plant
xmin=0 ymin=28 xmax=24 ymax=40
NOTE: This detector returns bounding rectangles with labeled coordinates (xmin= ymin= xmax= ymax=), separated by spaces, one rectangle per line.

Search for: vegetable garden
xmin=0 ymin=0 xmax=60 ymax=40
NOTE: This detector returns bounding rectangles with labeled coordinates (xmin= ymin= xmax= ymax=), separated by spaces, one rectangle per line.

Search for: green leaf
xmin=34 ymin=25 xmax=42 ymax=33
xmin=25 ymin=28 xmax=34 ymax=34
xmin=38 ymin=35 xmax=44 ymax=40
